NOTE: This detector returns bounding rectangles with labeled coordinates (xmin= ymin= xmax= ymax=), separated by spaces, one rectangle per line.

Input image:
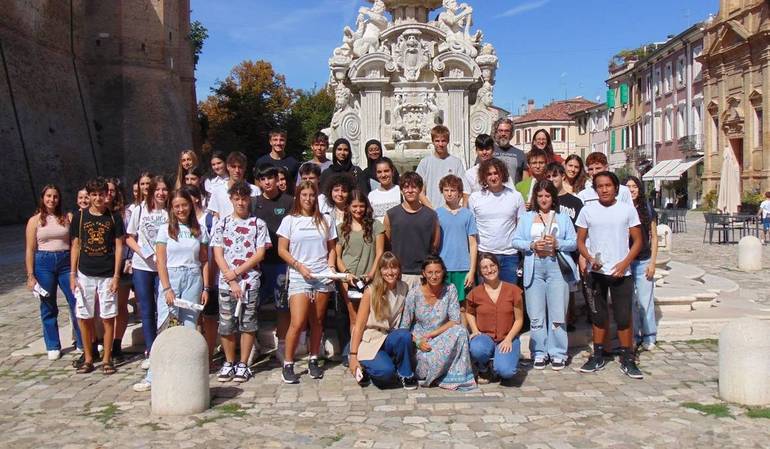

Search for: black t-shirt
xmin=70 ymin=208 xmax=125 ymax=277
xmin=558 ymin=193 xmax=583 ymax=227
xmin=634 ymin=203 xmax=658 ymax=261
xmin=256 ymin=153 xmax=300 ymax=183
xmin=386 ymin=205 xmax=437 ymax=275
xmin=252 ymin=192 xmax=294 ymax=264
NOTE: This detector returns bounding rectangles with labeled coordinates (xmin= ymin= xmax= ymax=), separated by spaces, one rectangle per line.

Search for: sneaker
xmin=620 ymin=359 xmax=644 ymax=379
xmin=282 ymin=363 xmax=300 ymax=384
xmin=533 ymin=358 xmax=548 ymax=370
xmin=132 ymin=379 xmax=151 ymax=392
xmin=308 ymin=358 xmax=324 ymax=379
xmin=47 ymin=350 xmax=61 ymax=361
xmin=140 ymin=358 xmax=151 ymax=370
xmin=579 ymin=354 xmax=607 ymax=373
xmin=401 ymin=375 xmax=419 ymax=390
xmin=217 ymin=361 xmax=235 ymax=382
xmin=551 ymin=359 xmax=566 ymax=371
xmin=233 ymin=362 xmax=252 ymax=383
xmin=643 ymin=342 xmax=656 ymax=352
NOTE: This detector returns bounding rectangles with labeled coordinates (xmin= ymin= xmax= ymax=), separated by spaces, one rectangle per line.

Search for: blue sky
xmin=191 ymin=0 xmax=718 ymax=114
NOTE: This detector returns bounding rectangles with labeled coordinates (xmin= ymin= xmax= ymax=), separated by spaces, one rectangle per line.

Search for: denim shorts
xmin=287 ymin=271 xmax=335 ymax=297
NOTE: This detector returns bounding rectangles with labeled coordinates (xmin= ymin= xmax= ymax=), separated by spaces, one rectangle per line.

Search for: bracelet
xmin=161 ymin=287 xmax=172 ymax=294
xmin=349 ymin=352 xmax=357 ymax=356
xmin=203 ymin=286 xmax=212 ymax=293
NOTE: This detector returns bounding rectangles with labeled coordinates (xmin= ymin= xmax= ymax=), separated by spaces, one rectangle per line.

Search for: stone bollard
xmin=719 ymin=318 xmax=770 ymax=406
xmin=737 ymin=235 xmax=762 ymax=271
xmin=657 ymin=224 xmax=672 ymax=252
xmin=151 ymin=326 xmax=209 ymax=416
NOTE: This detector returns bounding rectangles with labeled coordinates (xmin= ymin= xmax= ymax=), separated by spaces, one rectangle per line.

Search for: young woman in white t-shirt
xmin=277 ymin=181 xmax=338 ymax=384
xmin=368 ymin=158 xmax=402 ymax=223
xmin=575 ymin=171 xmax=643 ymax=379
xmin=125 ymin=175 xmax=169 ymax=366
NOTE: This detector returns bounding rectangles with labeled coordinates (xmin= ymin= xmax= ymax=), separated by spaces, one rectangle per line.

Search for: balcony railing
xmin=678 ymin=134 xmax=704 ymax=154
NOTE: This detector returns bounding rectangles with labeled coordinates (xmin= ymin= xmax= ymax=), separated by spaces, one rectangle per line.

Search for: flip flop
xmin=102 ymin=362 xmax=116 ymax=375
xmin=76 ymin=362 xmax=95 ymax=374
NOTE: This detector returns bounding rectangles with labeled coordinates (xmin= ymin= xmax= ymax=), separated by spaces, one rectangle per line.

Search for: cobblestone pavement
xmin=2 ymin=221 xmax=770 ymax=448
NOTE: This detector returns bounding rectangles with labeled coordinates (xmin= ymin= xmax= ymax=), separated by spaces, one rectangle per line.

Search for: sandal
xmin=102 ymin=362 xmax=116 ymax=375
xmin=76 ymin=362 xmax=95 ymax=374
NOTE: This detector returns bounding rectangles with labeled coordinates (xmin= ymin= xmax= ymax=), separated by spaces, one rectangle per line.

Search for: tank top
xmin=36 ymin=215 xmax=70 ymax=251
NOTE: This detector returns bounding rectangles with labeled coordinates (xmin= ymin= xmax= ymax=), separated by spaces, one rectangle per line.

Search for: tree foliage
xmin=199 ymin=60 xmax=335 ymax=162
xmin=189 ymin=20 xmax=208 ymax=67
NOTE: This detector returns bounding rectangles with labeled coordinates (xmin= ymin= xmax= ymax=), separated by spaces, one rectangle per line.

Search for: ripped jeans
xmin=524 ymin=256 xmax=569 ymax=362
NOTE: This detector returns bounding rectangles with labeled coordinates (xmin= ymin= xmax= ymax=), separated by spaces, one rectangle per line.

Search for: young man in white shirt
xmin=416 ymin=125 xmax=466 ymax=209
xmin=207 ymin=152 xmax=260 ymax=219
xmin=758 ymin=191 xmax=770 ymax=243
xmin=577 ymin=152 xmax=633 ymax=205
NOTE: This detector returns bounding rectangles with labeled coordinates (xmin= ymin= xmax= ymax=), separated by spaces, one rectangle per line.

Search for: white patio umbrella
xmin=717 ymin=146 xmax=741 ymax=214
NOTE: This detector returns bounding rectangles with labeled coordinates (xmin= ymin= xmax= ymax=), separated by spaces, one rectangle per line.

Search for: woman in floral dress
xmin=400 ymin=255 xmax=476 ymax=391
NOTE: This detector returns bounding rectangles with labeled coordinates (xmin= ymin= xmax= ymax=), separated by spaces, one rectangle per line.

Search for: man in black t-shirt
xmin=252 ymin=164 xmax=294 ymax=360
xmin=69 ymin=177 xmax=125 ymax=374
xmin=255 ymin=130 xmax=300 ymax=185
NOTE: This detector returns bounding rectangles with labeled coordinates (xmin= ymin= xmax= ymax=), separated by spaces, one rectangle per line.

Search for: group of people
xmin=24 ymin=118 xmax=660 ymax=392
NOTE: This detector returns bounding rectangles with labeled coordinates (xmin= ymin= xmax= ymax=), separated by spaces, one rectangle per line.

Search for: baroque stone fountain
xmin=327 ymin=0 xmax=502 ymax=166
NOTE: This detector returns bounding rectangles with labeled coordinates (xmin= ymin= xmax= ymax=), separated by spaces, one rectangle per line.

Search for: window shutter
xmin=610 ymin=129 xmax=616 ymax=152
xmin=620 ymin=84 xmax=629 ymax=105
xmin=607 ymin=89 xmax=616 ymax=108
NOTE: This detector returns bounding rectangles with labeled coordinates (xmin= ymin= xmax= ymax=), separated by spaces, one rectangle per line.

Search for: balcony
xmin=678 ymin=134 xmax=704 ymax=155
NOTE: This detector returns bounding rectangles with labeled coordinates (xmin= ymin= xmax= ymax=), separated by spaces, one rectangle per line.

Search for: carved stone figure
xmin=331 ymin=82 xmax=353 ymax=128
xmin=394 ymin=29 xmax=431 ymax=81
xmin=352 ymin=1 xmax=389 ymax=57
xmin=436 ymin=0 xmax=482 ymax=57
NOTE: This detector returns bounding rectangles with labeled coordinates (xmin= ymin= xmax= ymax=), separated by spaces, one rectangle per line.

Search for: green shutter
xmin=620 ymin=84 xmax=629 ymax=105
xmin=607 ymin=89 xmax=616 ymax=108
xmin=610 ymin=130 xmax=616 ymax=152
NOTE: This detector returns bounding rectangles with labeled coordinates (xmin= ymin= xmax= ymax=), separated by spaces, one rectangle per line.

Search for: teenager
xmin=626 ymin=176 xmax=658 ymax=352
xmin=324 ymin=173 xmax=355 ymax=225
xmin=133 ymin=189 xmax=211 ymax=392
xmin=532 ymin=129 xmax=562 ymax=164
xmin=466 ymin=253 xmax=525 ymax=383
xmin=276 ymin=167 xmax=290 ymax=194
xmin=758 ymin=191 xmax=770 ymax=243
xmin=436 ymin=175 xmax=477 ymax=305
xmin=577 ymin=153 xmax=633 ymax=205
xmin=384 ymin=172 xmax=440 ymax=289
xmin=512 ymin=180 xmax=578 ymax=370
xmin=211 ymin=182 xmax=270 ymax=383
xmin=204 ymin=151 xmax=229 ymax=196
xmin=256 ymin=130 xmax=300 ymax=184
xmin=468 ymin=158 xmax=526 ymax=284
xmin=277 ymin=181 xmax=338 ymax=383
xmin=69 ymin=177 xmax=125 ymax=374
xmin=125 ymin=175 xmax=169 ymax=369
xmin=515 ymin=148 xmax=549 ymax=211
xmin=400 ymin=256 xmax=476 ymax=390
xmin=174 ymin=149 xmax=198 ymax=190
xmin=76 ymin=187 xmax=90 ymax=211
xmin=463 ymin=134 xmax=514 ymax=201
xmin=319 ymin=138 xmax=369 ymax=195
xmin=105 ymin=178 xmax=131 ymax=362
xmin=25 ymin=185 xmax=83 ymax=360
xmin=252 ymin=164 xmax=294 ymax=362
xmin=336 ymin=190 xmax=385 ymax=365
xmin=298 ymin=162 xmax=333 ymax=218
xmin=207 ymin=152 xmax=260 ymax=218
xmin=367 ymin=157 xmax=402 ymax=223
xmin=348 ymin=252 xmax=417 ymax=389
xmin=416 ymin=125 xmax=466 ymax=209
xmin=563 ymin=154 xmax=587 ymax=194
xmin=307 ymin=132 xmax=333 ymax=173
xmin=362 ymin=139 xmax=399 ymax=191
xmin=576 ymin=171 xmax=644 ymax=379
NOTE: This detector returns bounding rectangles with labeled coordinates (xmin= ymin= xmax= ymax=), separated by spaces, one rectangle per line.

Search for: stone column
xmin=352 ymin=79 xmax=389 ymax=165
xmin=441 ymin=78 xmax=475 ymax=166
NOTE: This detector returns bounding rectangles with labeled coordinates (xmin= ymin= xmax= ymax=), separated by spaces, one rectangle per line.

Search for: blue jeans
xmin=157 ymin=266 xmax=203 ymax=329
xmin=34 ymin=251 xmax=83 ymax=350
xmin=481 ymin=253 xmax=520 ymax=285
xmin=359 ymin=329 xmax=414 ymax=388
xmin=525 ymin=256 xmax=569 ymax=361
xmin=133 ymin=268 xmax=159 ymax=353
xmin=469 ymin=333 xmax=520 ymax=379
xmin=631 ymin=258 xmax=657 ymax=345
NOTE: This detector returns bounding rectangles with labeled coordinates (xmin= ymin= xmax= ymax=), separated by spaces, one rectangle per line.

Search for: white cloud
xmin=497 ymin=0 xmax=550 ymax=18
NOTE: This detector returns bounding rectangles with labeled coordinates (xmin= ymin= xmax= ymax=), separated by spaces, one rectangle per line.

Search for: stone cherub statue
xmin=351 ymin=0 xmax=389 ymax=57
xmin=436 ymin=0 xmax=482 ymax=57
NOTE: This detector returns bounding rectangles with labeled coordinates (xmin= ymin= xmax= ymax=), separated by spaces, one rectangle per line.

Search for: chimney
xmin=527 ymin=99 xmax=535 ymax=113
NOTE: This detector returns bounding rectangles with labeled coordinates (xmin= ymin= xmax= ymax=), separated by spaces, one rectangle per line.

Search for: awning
xmin=642 ymin=157 xmax=703 ymax=181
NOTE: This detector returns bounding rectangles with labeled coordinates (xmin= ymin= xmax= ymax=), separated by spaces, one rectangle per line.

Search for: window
xmin=551 ymin=128 xmax=564 ymax=142
xmin=589 ymin=116 xmax=596 ymax=133
xmin=710 ymin=115 xmax=719 ymax=154
xmin=693 ymin=44 xmax=703 ymax=80
xmin=637 ymin=122 xmax=644 ymax=146
xmin=676 ymin=55 xmax=685 ymax=88
xmin=578 ymin=118 xmax=587 ymax=135
xmin=677 ymin=106 xmax=686 ymax=139
xmin=621 ymin=127 xmax=626 ymax=150
xmin=693 ymin=102 xmax=703 ymax=137
xmin=664 ymin=62 xmax=673 ymax=93
xmin=644 ymin=74 xmax=651 ymax=102
xmin=664 ymin=109 xmax=673 ymax=141
xmin=754 ymin=106 xmax=763 ymax=148
xmin=655 ymin=113 xmax=662 ymax=143
xmin=654 ymin=67 xmax=662 ymax=97
xmin=515 ymin=130 xmax=521 ymax=145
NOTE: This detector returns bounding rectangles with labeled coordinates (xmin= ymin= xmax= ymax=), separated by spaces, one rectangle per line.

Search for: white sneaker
xmin=643 ymin=342 xmax=656 ymax=352
xmin=140 ymin=358 xmax=151 ymax=370
xmin=47 ymin=350 xmax=61 ymax=361
xmin=132 ymin=379 xmax=151 ymax=392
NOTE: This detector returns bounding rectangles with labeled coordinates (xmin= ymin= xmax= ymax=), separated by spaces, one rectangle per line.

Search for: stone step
xmin=655 ymin=276 xmax=705 ymax=288
xmin=666 ymin=261 xmax=706 ymax=280
xmin=701 ymin=273 xmax=740 ymax=295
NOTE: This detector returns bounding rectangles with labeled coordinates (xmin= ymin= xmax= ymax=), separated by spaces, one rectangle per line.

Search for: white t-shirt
xmin=468 ymin=187 xmax=526 ymax=255
xmin=368 ymin=185 xmax=402 ymax=223
xmin=126 ymin=204 xmax=169 ymax=272
xmin=207 ymin=182 xmax=261 ymax=218
xmin=156 ymin=223 xmax=210 ymax=268
xmin=760 ymin=199 xmax=770 ymax=219
xmin=575 ymin=200 xmax=641 ymax=277
xmin=416 ymin=153 xmax=466 ymax=209
xmin=204 ymin=175 xmax=229 ymax=195
xmin=210 ymin=215 xmax=271 ymax=290
xmin=577 ymin=184 xmax=633 ymax=205
xmin=463 ymin=164 xmax=515 ymax=195
xmin=277 ymin=214 xmax=337 ymax=276
xmin=317 ymin=193 xmax=335 ymax=224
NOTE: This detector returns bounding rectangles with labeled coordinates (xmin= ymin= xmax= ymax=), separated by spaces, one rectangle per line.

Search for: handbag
xmin=539 ymin=211 xmax=575 ymax=280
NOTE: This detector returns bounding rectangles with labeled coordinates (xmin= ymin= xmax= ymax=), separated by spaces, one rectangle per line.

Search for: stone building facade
xmin=701 ymin=0 xmax=770 ymax=196
xmin=511 ymin=98 xmax=598 ymax=159
xmin=0 ymin=0 xmax=196 ymax=224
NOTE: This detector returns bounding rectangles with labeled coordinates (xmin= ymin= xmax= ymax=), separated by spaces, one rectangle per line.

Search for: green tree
xmin=189 ymin=20 xmax=208 ymax=67
xmin=199 ymin=60 xmax=296 ymax=161
xmin=285 ymin=86 xmax=335 ymax=159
